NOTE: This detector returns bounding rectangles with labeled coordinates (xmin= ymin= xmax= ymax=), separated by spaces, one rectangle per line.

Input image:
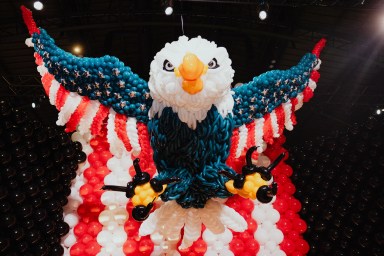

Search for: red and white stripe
xmin=27 ymin=41 xmax=144 ymax=158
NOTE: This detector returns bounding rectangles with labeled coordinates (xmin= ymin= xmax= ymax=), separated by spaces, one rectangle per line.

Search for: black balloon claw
xmin=133 ymin=158 xmax=142 ymax=174
xmin=267 ymin=152 xmax=286 ymax=173
xmin=132 ymin=203 xmax=154 ymax=222
xmin=101 ymin=185 xmax=126 ymax=192
xmin=246 ymin=146 xmax=258 ymax=166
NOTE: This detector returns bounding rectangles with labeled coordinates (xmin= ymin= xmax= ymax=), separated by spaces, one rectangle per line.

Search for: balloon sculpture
xmin=21 ymin=5 xmax=326 ymax=256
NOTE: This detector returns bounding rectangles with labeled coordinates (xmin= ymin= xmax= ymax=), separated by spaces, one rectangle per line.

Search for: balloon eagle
xmin=22 ymin=5 xmax=325 ymax=248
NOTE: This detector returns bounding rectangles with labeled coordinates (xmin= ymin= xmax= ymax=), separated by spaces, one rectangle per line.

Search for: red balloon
xmin=247 ymin=238 xmax=260 ymax=254
xmin=294 ymin=219 xmax=307 ymax=234
xmin=193 ymin=239 xmax=207 ymax=254
xmin=276 ymin=219 xmax=292 ymax=234
xmin=229 ymin=238 xmax=245 ymax=255
xmin=74 ymin=222 xmax=87 ymax=237
xmin=87 ymin=221 xmax=102 ymax=236
xmin=87 ymin=152 xmax=100 ymax=165
xmin=70 ymin=242 xmax=86 ymax=256
xmin=289 ymin=198 xmax=302 ymax=213
xmin=279 ymin=238 xmax=296 ymax=255
xmin=96 ymin=166 xmax=110 ymax=178
xmin=99 ymin=150 xmax=112 ymax=164
xmin=246 ymin=218 xmax=257 ymax=233
xmin=80 ymin=233 xmax=93 ymax=244
xmin=273 ymin=198 xmax=289 ymax=212
xmin=79 ymin=184 xmax=93 ymax=197
xmin=87 ymin=176 xmax=100 ymax=186
xmin=138 ymin=238 xmax=154 ymax=255
xmin=83 ymin=167 xmax=96 ymax=180
xmin=124 ymin=219 xmax=140 ymax=236
xmin=240 ymin=199 xmax=254 ymax=212
xmin=123 ymin=239 xmax=138 ymax=255
xmin=85 ymin=240 xmax=101 ymax=255
xmin=296 ymin=239 xmax=310 ymax=254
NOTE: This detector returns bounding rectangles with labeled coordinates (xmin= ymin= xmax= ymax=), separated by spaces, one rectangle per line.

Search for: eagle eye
xmin=208 ymin=58 xmax=219 ymax=69
xmin=163 ymin=60 xmax=174 ymax=72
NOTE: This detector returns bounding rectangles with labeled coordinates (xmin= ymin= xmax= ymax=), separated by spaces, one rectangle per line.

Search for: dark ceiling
xmin=0 ymin=0 xmax=383 ymax=145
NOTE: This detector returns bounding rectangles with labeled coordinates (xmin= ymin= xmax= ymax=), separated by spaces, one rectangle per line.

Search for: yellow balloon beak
xmin=175 ymin=53 xmax=208 ymax=95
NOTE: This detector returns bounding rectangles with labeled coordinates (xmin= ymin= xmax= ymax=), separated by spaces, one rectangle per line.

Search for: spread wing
xmin=227 ymin=39 xmax=326 ymax=164
xmin=21 ymin=6 xmax=152 ymax=159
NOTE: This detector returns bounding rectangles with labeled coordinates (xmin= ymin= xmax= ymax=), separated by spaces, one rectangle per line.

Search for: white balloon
xmin=213 ymin=240 xmax=224 ymax=251
xmin=107 ymin=220 xmax=119 ymax=231
xmin=105 ymin=243 xmax=116 ymax=254
xmin=265 ymin=240 xmax=277 ymax=251
xmin=112 ymin=228 xmax=127 ymax=246
xmin=98 ymin=210 xmax=113 ymax=225
xmin=273 ymin=250 xmax=287 ymax=256
xmin=220 ymin=249 xmax=235 ymax=256
xmin=268 ymin=209 xmax=280 ymax=223
xmin=204 ymin=249 xmax=218 ymax=256
xmin=115 ymin=192 xmax=129 ymax=205
xmin=262 ymin=221 xmax=274 ymax=232
xmin=251 ymin=208 xmax=266 ymax=223
xmin=151 ymin=232 xmax=164 ymax=244
xmin=71 ymin=132 xmax=83 ymax=142
xmin=82 ymin=145 xmax=92 ymax=155
xmin=271 ymin=229 xmax=284 ymax=244
xmin=64 ymin=213 xmax=79 ymax=228
xmin=63 ymin=247 xmax=70 ymax=256
xmin=97 ymin=248 xmax=108 ymax=256
xmin=113 ymin=207 xmax=129 ymax=224
xmin=107 ymin=157 xmax=121 ymax=172
xmin=100 ymin=191 xmax=116 ymax=205
xmin=104 ymin=173 xmax=118 ymax=185
xmin=97 ymin=230 xmax=112 ymax=245
xmin=217 ymin=228 xmax=233 ymax=244
xmin=63 ymin=234 xmax=76 ymax=247
xmin=111 ymin=248 xmax=126 ymax=256
xmin=202 ymin=229 xmax=217 ymax=244
xmin=254 ymin=227 xmax=269 ymax=244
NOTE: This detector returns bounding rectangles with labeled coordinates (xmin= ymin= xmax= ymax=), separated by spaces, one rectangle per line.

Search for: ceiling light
xmin=73 ymin=45 xmax=82 ymax=55
xmin=165 ymin=0 xmax=173 ymax=16
xmin=31 ymin=102 xmax=36 ymax=108
xmin=165 ymin=7 xmax=173 ymax=16
xmin=258 ymin=1 xmax=269 ymax=21
xmin=33 ymin=1 xmax=44 ymax=11
xmin=259 ymin=10 xmax=267 ymax=20
xmin=376 ymin=109 xmax=381 ymax=115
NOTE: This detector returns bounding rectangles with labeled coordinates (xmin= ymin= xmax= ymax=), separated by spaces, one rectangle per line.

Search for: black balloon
xmin=290 ymin=114 xmax=384 ymax=255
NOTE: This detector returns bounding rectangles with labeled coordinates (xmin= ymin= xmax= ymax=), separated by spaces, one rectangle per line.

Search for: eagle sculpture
xmin=21 ymin=5 xmax=325 ymax=252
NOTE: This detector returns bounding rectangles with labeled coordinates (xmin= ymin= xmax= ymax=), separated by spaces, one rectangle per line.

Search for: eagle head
xmin=148 ymin=36 xmax=235 ymax=129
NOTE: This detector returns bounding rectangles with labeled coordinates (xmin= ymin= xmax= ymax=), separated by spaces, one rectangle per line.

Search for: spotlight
xmin=258 ymin=1 xmax=269 ymax=21
xmin=376 ymin=109 xmax=381 ymax=115
xmin=31 ymin=102 xmax=36 ymax=108
xmin=259 ymin=10 xmax=267 ymax=20
xmin=165 ymin=0 xmax=173 ymax=16
xmin=165 ymin=7 xmax=173 ymax=16
xmin=33 ymin=1 xmax=44 ymax=11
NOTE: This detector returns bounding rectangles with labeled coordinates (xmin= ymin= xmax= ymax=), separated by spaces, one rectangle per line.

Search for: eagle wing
xmin=227 ymin=39 xmax=326 ymax=164
xmin=22 ymin=6 xmax=153 ymax=160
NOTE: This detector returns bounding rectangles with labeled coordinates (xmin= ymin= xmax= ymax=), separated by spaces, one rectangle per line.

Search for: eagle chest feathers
xmin=148 ymin=106 xmax=235 ymax=208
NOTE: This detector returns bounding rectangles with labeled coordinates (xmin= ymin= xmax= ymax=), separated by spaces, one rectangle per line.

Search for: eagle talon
xmin=102 ymin=158 xmax=180 ymax=221
xmin=256 ymin=182 xmax=278 ymax=203
xmin=220 ymin=147 xmax=285 ymax=202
